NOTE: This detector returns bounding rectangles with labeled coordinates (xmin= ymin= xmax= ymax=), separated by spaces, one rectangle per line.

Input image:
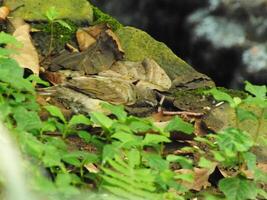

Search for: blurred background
xmin=91 ymin=0 xmax=267 ymax=89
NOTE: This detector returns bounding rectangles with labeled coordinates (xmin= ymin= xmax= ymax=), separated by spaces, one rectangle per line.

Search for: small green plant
xmin=45 ymin=7 xmax=72 ymax=56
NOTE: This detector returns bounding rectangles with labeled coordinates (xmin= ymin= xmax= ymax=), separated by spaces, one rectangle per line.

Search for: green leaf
xmin=62 ymin=154 xmax=81 ymax=167
xmin=245 ymin=81 xmax=266 ymax=99
xmin=43 ymin=146 xmax=62 ymax=167
xmin=55 ymin=20 xmax=72 ymax=30
xmin=0 ymin=32 xmax=22 ymax=47
xmin=236 ymin=108 xmax=258 ymax=122
xmin=112 ymin=132 xmax=142 ymax=147
xmin=242 ymin=152 xmax=256 ymax=171
xmin=198 ymin=157 xmax=215 ymax=169
xmin=216 ymin=128 xmax=253 ymax=157
xmin=45 ymin=6 xmax=59 ymax=21
xmin=101 ymin=102 xmax=127 ymax=121
xmin=167 ymin=155 xmax=193 ymax=169
xmin=205 ymin=88 xmax=235 ymax=107
xmin=102 ymin=144 xmax=119 ymax=163
xmin=142 ymin=153 xmax=169 ymax=171
xmin=13 ymin=106 xmax=42 ymax=132
xmin=44 ymin=105 xmax=66 ymax=124
xmin=219 ymin=177 xmax=257 ymax=200
xmin=127 ymin=149 xmax=140 ymax=168
xmin=68 ymin=114 xmax=91 ymax=127
xmin=27 ymin=75 xmax=50 ymax=86
xmin=77 ymin=131 xmax=91 ymax=143
xmin=164 ymin=116 xmax=194 ymax=134
xmin=129 ymin=119 xmax=153 ymax=133
xmin=90 ymin=112 xmax=113 ymax=130
xmin=142 ymin=134 xmax=171 ymax=146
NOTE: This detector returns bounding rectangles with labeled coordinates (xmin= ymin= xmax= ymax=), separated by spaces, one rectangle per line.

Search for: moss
xmin=115 ymin=27 xmax=197 ymax=80
xmin=4 ymin=0 xmax=93 ymax=22
xmin=92 ymin=6 xmax=123 ymax=31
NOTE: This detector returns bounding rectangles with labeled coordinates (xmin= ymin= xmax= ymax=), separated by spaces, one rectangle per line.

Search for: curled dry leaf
xmin=66 ymin=76 xmax=137 ymax=105
xmin=7 ymin=18 xmax=40 ymax=74
xmin=0 ymin=6 xmax=10 ymax=21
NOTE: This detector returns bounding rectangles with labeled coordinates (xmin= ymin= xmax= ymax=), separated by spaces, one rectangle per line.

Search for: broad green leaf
xmin=236 ymin=108 xmax=258 ymax=122
xmin=142 ymin=134 xmax=171 ymax=146
xmin=77 ymin=131 xmax=91 ymax=143
xmin=127 ymin=149 xmax=140 ymax=168
xmin=44 ymin=105 xmax=66 ymax=123
xmin=219 ymin=177 xmax=257 ymax=200
xmin=0 ymin=32 xmax=22 ymax=47
xmin=198 ymin=157 xmax=215 ymax=168
xmin=242 ymin=152 xmax=256 ymax=171
xmin=55 ymin=19 xmax=72 ymax=30
xmin=68 ymin=114 xmax=91 ymax=127
xmin=90 ymin=112 xmax=113 ymax=130
xmin=129 ymin=120 xmax=153 ymax=133
xmin=174 ymin=172 xmax=194 ymax=183
xmin=245 ymin=81 xmax=266 ymax=99
xmin=101 ymin=102 xmax=127 ymax=121
xmin=13 ymin=106 xmax=42 ymax=131
xmin=167 ymin=155 xmax=193 ymax=169
xmin=102 ymin=144 xmax=119 ymax=163
xmin=205 ymin=88 xmax=235 ymax=107
xmin=62 ymin=154 xmax=81 ymax=167
xmin=43 ymin=146 xmax=62 ymax=167
xmin=216 ymin=128 xmax=253 ymax=157
xmin=142 ymin=153 xmax=169 ymax=171
xmin=112 ymin=132 xmax=141 ymax=145
xmin=164 ymin=116 xmax=194 ymax=134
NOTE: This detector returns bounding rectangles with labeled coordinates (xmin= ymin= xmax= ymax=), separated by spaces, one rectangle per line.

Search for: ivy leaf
xmin=44 ymin=105 xmax=66 ymax=124
xmin=219 ymin=177 xmax=257 ymax=200
xmin=77 ymin=131 xmax=91 ymax=143
xmin=245 ymin=81 xmax=266 ymax=99
xmin=164 ymin=116 xmax=194 ymax=134
xmin=68 ymin=114 xmax=91 ymax=127
xmin=142 ymin=153 xmax=169 ymax=171
xmin=242 ymin=152 xmax=256 ymax=171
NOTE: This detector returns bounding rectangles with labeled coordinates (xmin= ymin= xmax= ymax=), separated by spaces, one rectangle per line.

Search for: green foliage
xmin=0 ymin=32 xmax=267 ymax=200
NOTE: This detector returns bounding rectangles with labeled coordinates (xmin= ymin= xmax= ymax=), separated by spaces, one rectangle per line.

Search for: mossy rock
xmin=4 ymin=0 xmax=93 ymax=22
xmin=115 ymin=26 xmax=207 ymax=81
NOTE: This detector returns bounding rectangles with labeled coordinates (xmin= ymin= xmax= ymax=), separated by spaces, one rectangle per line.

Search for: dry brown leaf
xmin=0 ymin=6 xmax=10 ymax=21
xmin=76 ymin=28 xmax=96 ymax=51
xmin=84 ymin=163 xmax=99 ymax=173
xmin=7 ymin=18 xmax=40 ymax=74
xmin=176 ymin=166 xmax=216 ymax=191
xmin=82 ymin=23 xmax=109 ymax=38
xmin=51 ymin=29 xmax=124 ymax=74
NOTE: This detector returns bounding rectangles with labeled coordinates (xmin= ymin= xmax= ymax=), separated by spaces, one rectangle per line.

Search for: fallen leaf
xmin=50 ymin=29 xmax=124 ymax=74
xmin=7 ymin=18 xmax=40 ymax=74
xmin=76 ymin=28 xmax=96 ymax=51
xmin=82 ymin=23 xmax=109 ymax=38
xmin=84 ymin=163 xmax=99 ymax=173
xmin=176 ymin=166 xmax=216 ymax=191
